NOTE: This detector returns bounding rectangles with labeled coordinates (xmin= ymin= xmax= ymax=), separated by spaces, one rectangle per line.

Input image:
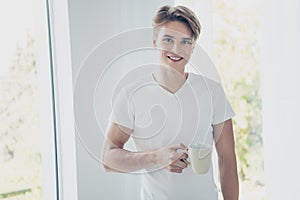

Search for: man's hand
xmin=154 ymin=143 xmax=188 ymax=173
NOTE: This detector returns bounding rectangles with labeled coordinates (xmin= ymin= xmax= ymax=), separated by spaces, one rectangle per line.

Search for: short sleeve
xmin=108 ymin=88 xmax=135 ymax=130
xmin=212 ymin=84 xmax=235 ymax=125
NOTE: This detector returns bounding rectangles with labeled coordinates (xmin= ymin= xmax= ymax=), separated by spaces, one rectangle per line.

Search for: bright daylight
xmin=0 ymin=0 xmax=299 ymax=200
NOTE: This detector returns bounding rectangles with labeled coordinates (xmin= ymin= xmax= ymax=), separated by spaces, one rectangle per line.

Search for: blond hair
xmin=152 ymin=5 xmax=202 ymax=41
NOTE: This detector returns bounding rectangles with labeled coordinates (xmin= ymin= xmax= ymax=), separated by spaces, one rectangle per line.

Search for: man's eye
xmin=163 ymin=38 xmax=173 ymax=43
xmin=182 ymin=40 xmax=192 ymax=45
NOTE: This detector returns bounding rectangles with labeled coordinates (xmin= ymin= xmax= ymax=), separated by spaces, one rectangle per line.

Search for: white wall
xmin=261 ymin=0 xmax=300 ymax=199
xmin=68 ymin=1 xmax=171 ymax=199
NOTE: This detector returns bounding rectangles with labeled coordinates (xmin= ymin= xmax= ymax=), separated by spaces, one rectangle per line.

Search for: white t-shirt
xmin=108 ymin=72 xmax=235 ymax=200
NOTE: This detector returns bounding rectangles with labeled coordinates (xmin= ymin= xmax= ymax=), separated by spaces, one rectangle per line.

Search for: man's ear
xmin=191 ymin=44 xmax=195 ymax=53
xmin=152 ymin=38 xmax=157 ymax=47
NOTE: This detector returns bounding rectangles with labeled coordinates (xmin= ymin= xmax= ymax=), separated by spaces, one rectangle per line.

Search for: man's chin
xmin=161 ymin=61 xmax=187 ymax=70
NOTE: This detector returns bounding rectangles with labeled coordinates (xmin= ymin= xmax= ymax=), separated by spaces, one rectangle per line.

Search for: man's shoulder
xmin=121 ymin=74 xmax=153 ymax=94
xmin=189 ymin=72 xmax=221 ymax=90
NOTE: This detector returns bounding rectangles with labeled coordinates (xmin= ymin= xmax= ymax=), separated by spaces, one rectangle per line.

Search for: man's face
xmin=153 ymin=21 xmax=195 ymax=71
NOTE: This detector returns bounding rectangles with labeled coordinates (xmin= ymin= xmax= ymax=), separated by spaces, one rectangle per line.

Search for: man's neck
xmin=152 ymin=67 xmax=188 ymax=94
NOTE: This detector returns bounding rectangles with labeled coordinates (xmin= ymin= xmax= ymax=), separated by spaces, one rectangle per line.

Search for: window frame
xmin=42 ymin=0 xmax=78 ymax=199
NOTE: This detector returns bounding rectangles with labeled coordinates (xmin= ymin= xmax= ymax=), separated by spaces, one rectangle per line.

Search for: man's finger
xmin=171 ymin=160 xmax=188 ymax=169
xmin=179 ymin=152 xmax=188 ymax=160
xmin=171 ymin=143 xmax=187 ymax=151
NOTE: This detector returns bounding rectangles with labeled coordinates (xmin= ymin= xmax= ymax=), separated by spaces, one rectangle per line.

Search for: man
xmin=102 ymin=5 xmax=239 ymax=200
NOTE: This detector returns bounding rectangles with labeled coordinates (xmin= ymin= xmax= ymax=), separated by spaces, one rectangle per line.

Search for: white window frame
xmin=35 ymin=0 xmax=58 ymax=199
xmin=40 ymin=0 xmax=78 ymax=199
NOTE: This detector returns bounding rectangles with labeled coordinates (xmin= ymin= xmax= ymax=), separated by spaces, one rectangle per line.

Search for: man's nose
xmin=170 ymin=42 xmax=182 ymax=55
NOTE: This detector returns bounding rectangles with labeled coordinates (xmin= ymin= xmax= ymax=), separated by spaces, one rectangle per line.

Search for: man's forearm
xmin=103 ymin=147 xmax=157 ymax=173
xmin=219 ymin=155 xmax=239 ymax=200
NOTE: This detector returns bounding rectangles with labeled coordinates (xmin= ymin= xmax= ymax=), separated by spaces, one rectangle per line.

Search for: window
xmin=175 ymin=0 xmax=264 ymax=199
xmin=0 ymin=0 xmax=78 ymax=199
xmin=0 ymin=0 xmax=58 ymax=199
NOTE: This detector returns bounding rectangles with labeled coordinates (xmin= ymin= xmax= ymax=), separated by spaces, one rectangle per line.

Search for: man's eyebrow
xmin=163 ymin=34 xmax=193 ymax=40
xmin=162 ymin=34 xmax=175 ymax=38
xmin=162 ymin=34 xmax=193 ymax=41
xmin=182 ymin=37 xmax=193 ymax=41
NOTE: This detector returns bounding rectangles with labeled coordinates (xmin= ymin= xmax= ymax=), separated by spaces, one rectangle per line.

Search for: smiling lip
xmin=167 ymin=55 xmax=183 ymax=62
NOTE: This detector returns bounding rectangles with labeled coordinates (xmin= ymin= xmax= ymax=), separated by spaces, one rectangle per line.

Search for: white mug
xmin=187 ymin=144 xmax=212 ymax=174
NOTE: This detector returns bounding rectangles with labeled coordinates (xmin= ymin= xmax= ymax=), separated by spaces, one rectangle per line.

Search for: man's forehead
xmin=157 ymin=27 xmax=192 ymax=39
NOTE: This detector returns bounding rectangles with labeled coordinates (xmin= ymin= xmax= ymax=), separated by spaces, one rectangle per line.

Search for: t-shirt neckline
xmin=151 ymin=72 xmax=191 ymax=95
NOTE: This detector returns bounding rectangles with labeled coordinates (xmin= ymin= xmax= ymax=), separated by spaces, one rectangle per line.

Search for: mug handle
xmin=181 ymin=149 xmax=190 ymax=165
xmin=181 ymin=157 xmax=190 ymax=165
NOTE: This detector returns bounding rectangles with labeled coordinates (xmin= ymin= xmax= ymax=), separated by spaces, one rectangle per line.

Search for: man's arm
xmin=213 ymin=119 xmax=239 ymax=200
xmin=101 ymin=122 xmax=188 ymax=173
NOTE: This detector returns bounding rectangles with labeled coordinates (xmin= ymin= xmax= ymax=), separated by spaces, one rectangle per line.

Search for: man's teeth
xmin=169 ymin=56 xmax=182 ymax=61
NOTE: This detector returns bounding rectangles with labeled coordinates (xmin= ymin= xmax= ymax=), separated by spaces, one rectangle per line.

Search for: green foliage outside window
xmin=0 ymin=34 xmax=42 ymax=199
xmin=212 ymin=0 xmax=264 ymax=199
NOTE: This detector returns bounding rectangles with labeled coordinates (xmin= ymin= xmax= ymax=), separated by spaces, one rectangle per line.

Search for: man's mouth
xmin=167 ymin=55 xmax=183 ymax=62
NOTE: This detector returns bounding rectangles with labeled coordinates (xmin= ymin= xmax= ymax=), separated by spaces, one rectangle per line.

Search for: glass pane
xmin=0 ymin=0 xmax=56 ymax=199
xmin=174 ymin=1 xmax=264 ymax=199
xmin=210 ymin=1 xmax=264 ymax=199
